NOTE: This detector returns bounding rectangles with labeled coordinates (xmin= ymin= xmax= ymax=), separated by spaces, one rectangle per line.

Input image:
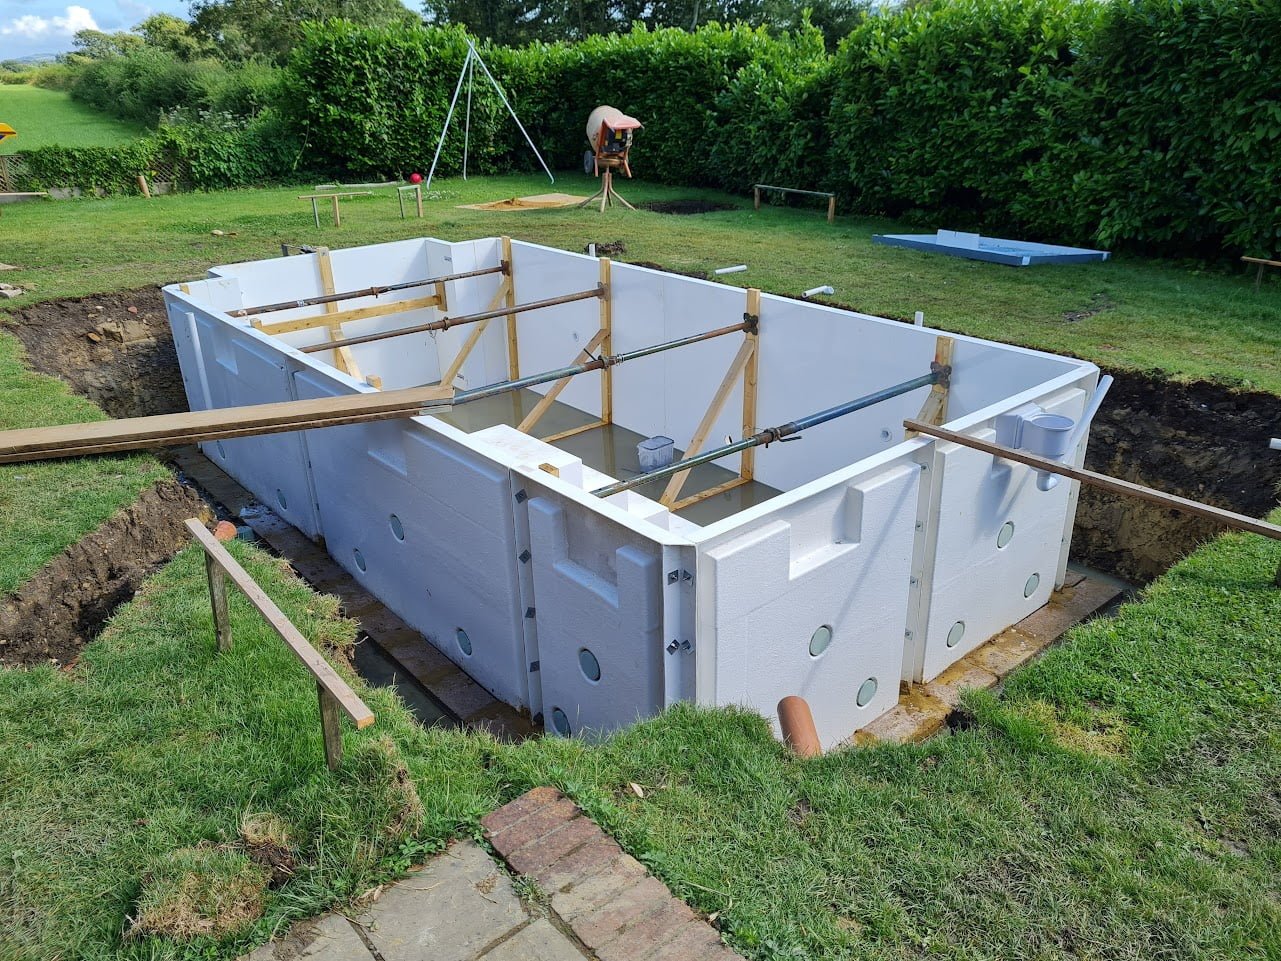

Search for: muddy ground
xmin=1 ymin=287 xmax=1278 ymax=666
xmin=639 ymin=200 xmax=737 ymax=215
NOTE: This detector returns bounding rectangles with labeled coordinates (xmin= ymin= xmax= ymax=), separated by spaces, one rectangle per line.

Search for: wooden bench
xmin=1242 ymin=255 xmax=1281 ymax=291
xmin=754 ymin=183 xmax=836 ymax=224
xmin=299 ymin=191 xmax=372 ymax=228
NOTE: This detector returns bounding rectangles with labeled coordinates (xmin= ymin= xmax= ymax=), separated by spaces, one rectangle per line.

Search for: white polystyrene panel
xmin=911 ymin=386 xmax=1089 ymax=681
xmin=294 ymin=369 xmax=530 ymax=708
xmin=526 ymin=488 xmax=665 ymax=737
xmin=187 ymin=314 xmax=321 ymax=537
xmin=508 ymin=242 xmax=604 ymax=417
xmin=701 ymin=460 xmax=920 ymax=748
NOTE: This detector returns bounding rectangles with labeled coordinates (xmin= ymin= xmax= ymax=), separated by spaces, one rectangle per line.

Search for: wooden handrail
xmin=185 ymin=519 xmax=374 ymax=770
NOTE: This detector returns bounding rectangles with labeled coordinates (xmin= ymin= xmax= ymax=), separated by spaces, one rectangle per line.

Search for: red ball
xmin=409 ymin=172 xmax=423 ymax=184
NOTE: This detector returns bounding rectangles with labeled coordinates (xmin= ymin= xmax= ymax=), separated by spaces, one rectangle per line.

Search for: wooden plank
xmin=903 ymin=419 xmax=1281 ymax=542
xmin=185 ymin=520 xmax=375 ymax=728
xmin=503 ymin=236 xmax=520 ymax=380
xmin=599 ymin=257 xmax=614 ymax=424
xmin=0 ymin=383 xmax=455 ymax=463
xmin=253 ymin=294 xmax=442 ymax=335
xmin=438 ymin=278 xmax=511 ymax=388
xmin=517 ymin=329 xmax=609 ymax=435
xmin=660 ymin=337 xmax=756 ymax=507
xmin=740 ymin=288 xmax=761 ymax=482
xmin=908 ymin=335 xmax=954 ymax=435
xmin=754 ymin=184 xmax=835 ymax=199
xmin=540 ymin=419 xmax=606 ymax=444
xmin=670 ymin=475 xmax=752 ymax=513
xmin=317 ymin=249 xmax=361 ymax=380
xmin=1242 ymin=256 xmax=1281 ymax=268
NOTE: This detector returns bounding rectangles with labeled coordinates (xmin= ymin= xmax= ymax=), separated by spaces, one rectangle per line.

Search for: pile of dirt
xmin=639 ymin=200 xmax=735 ymax=215
xmin=1074 ymin=372 xmax=1281 ymax=582
xmin=0 ymin=479 xmax=209 ymax=667
xmin=4 ymin=288 xmax=188 ymax=419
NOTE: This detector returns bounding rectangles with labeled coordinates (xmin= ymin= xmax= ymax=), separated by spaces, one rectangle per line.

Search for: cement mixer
xmin=581 ymin=106 xmax=642 ymax=212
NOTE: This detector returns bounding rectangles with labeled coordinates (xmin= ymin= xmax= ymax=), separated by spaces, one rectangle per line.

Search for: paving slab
xmin=243 ymin=914 xmax=371 ymax=961
xmin=354 ymin=842 xmax=528 ymax=961
xmin=480 ymin=919 xmax=590 ymax=960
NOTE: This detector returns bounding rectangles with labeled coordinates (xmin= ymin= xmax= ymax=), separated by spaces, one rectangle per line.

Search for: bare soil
xmin=4 ymin=288 xmax=188 ymax=418
xmin=1074 ymin=371 xmax=1281 ymax=582
xmin=0 ymin=479 xmax=209 ymax=667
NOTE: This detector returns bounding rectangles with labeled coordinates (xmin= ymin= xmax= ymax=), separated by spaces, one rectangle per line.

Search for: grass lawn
xmin=0 ymin=85 xmax=148 ymax=154
xmin=1 ymin=520 xmax=1277 ymax=959
xmin=1 ymin=171 xmax=1280 ymax=960
xmin=0 ymin=172 xmax=1277 ymax=391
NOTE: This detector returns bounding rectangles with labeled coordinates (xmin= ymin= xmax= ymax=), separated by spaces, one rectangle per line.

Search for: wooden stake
xmin=599 ymin=257 xmax=613 ymax=424
xmin=661 ymin=336 xmax=756 ymax=507
xmin=740 ymin=288 xmax=761 ymax=482
xmin=908 ymin=335 xmax=954 ymax=435
xmin=415 ymin=183 xmax=424 ymax=218
xmin=502 ymin=236 xmax=520 ymax=380
xmin=316 ymin=249 xmax=361 ymax=380
xmin=318 ymin=682 xmax=343 ymax=770
xmin=541 ymin=419 xmax=607 ymax=444
xmin=670 ymin=475 xmax=752 ymax=513
xmin=518 ymin=329 xmax=609 ymax=435
xmin=827 ymin=195 xmax=836 ymax=224
xmin=203 ymin=552 xmax=232 ymax=652
xmin=331 ymin=194 xmax=341 ymax=227
xmin=754 ymin=186 xmax=761 ymax=211
xmin=137 ymin=174 xmax=151 ymax=199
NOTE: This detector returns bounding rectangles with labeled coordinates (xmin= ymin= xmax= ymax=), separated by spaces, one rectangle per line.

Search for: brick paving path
xmin=243 ymin=789 xmax=740 ymax=961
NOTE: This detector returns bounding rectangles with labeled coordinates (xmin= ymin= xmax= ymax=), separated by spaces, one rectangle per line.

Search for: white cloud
xmin=1 ymin=4 xmax=98 ymax=39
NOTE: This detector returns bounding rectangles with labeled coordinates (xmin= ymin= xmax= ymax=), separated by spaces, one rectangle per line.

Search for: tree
xmin=66 ymin=29 xmax=144 ymax=61
xmin=135 ymin=13 xmax=214 ymax=60
xmin=190 ymin=0 xmax=421 ymax=63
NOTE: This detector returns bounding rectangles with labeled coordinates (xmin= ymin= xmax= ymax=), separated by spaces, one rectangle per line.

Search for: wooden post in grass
xmin=204 ymin=552 xmax=232 ymax=652
xmin=185 ymin=519 xmax=375 ymax=771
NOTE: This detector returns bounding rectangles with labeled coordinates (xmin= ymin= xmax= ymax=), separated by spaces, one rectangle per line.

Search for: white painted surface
xmin=163 ymin=236 xmax=1100 ymax=743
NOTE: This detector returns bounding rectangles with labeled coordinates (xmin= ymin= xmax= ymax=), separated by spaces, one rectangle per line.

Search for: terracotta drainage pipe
xmin=777 ymin=696 xmax=822 ymax=758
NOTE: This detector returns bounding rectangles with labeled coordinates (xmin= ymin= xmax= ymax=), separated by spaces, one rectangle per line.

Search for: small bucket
xmin=637 ymin=436 xmax=674 ymax=472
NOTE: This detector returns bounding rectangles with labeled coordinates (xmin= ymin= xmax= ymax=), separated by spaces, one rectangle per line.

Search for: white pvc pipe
xmin=803 ymin=285 xmax=834 ymax=297
xmin=714 ymin=265 xmax=748 ymax=275
xmin=1271 ymin=438 xmax=1281 ymax=451
xmin=914 ymin=311 xmax=925 ymax=327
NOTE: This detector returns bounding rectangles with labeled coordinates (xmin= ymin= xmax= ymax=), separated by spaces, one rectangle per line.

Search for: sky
xmin=0 ymin=0 xmax=417 ymax=60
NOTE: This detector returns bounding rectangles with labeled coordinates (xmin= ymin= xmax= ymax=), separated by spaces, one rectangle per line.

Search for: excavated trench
xmin=2 ymin=287 xmax=1278 ymax=667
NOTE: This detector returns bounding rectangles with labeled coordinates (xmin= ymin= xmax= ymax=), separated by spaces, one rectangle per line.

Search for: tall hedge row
xmin=289 ymin=0 xmax=1279 ymax=257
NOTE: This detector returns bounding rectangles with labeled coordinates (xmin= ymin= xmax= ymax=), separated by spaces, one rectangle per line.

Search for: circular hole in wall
xmin=856 ymin=677 xmax=878 ymax=707
xmin=578 ymin=647 xmax=602 ymax=683
xmin=946 ymin=621 xmax=966 ymax=648
xmin=551 ymin=707 xmax=571 ymax=736
xmin=809 ymin=624 xmax=834 ymax=658
xmin=215 ymin=441 xmax=227 ymax=460
xmin=389 ymin=514 xmax=405 ymax=541
xmin=456 ymin=627 xmax=473 ymax=656
xmin=276 ymin=489 xmax=288 ymax=510
xmin=353 ymin=548 xmax=367 ymax=572
xmin=1024 ymin=572 xmax=1041 ymax=598
xmin=997 ymin=521 xmax=1015 ymax=549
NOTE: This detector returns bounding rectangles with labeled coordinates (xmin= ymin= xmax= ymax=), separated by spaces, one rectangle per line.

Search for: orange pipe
xmin=777 ymin=696 xmax=822 ymax=758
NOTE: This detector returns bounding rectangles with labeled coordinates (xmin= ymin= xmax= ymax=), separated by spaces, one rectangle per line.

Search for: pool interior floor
xmin=436 ymin=388 xmax=782 ymax=527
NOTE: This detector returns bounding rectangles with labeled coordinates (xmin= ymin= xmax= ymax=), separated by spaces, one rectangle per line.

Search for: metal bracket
xmin=514 ymin=489 xmax=528 ymax=503
xmin=518 ymin=549 xmax=531 ymax=563
xmin=666 ymin=569 xmax=693 ymax=585
xmin=931 ymin=360 xmax=952 ymax=388
xmin=742 ymin=311 xmax=760 ymax=335
xmin=665 ymin=639 xmax=694 ymax=654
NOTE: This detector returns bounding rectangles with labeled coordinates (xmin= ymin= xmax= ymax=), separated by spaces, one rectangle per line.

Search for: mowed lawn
xmin=0 ymin=84 xmax=148 ymax=154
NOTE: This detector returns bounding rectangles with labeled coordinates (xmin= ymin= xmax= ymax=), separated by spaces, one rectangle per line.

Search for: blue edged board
xmin=872 ymin=230 xmax=1110 ymax=267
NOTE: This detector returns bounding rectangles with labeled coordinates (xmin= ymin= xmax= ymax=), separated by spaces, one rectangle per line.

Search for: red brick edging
xmin=482 ymin=787 xmax=743 ymax=961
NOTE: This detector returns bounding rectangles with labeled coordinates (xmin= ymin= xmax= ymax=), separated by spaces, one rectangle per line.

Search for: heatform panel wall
xmin=164 ymin=237 xmax=1099 ymax=749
